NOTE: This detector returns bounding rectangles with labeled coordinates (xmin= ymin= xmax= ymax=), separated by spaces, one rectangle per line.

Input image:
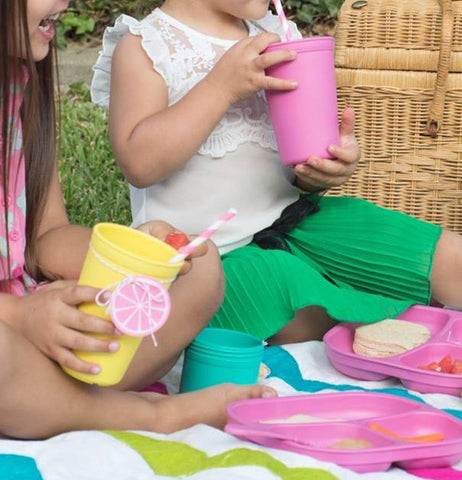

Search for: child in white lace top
xmin=93 ymin=0 xmax=462 ymax=343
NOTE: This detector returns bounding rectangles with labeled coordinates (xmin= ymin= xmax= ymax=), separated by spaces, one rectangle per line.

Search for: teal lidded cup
xmin=179 ymin=328 xmax=264 ymax=392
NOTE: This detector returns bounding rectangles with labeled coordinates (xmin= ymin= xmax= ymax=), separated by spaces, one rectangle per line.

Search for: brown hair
xmin=0 ymin=0 xmax=57 ymax=283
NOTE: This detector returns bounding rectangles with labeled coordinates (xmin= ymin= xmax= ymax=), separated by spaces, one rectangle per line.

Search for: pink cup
xmin=265 ymin=36 xmax=340 ymax=165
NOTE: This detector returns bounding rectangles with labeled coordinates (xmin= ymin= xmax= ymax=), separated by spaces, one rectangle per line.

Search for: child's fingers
xmin=41 ymin=279 xmax=77 ymax=292
xmin=339 ymin=106 xmax=356 ymax=138
xmin=176 ymin=239 xmax=210 ymax=276
xmin=263 ymin=75 xmax=298 ymax=91
xmin=178 ymin=260 xmax=193 ymax=276
xmin=136 ymin=220 xmax=176 ymax=241
xmin=60 ymin=328 xmax=119 ymax=355
xmin=186 ymin=237 xmax=209 ymax=258
xmin=65 ymin=310 xmax=119 ymax=336
xmin=299 ymin=156 xmax=349 ymax=177
xmin=61 ymin=284 xmax=102 ymax=306
xmin=249 ymin=32 xmax=282 ymax=53
xmin=327 ymin=144 xmax=360 ymax=165
xmin=56 ymin=347 xmax=102 ymax=375
xmin=254 ymin=49 xmax=296 ymax=71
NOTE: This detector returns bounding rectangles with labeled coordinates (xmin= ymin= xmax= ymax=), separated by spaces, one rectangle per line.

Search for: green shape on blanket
xmin=109 ymin=431 xmax=337 ymax=480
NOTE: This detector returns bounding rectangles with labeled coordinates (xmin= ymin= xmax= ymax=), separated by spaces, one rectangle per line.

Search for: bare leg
xmin=0 ymin=319 xmax=275 ymax=439
xmin=0 ymin=318 xmax=154 ymax=438
xmin=430 ymin=230 xmax=462 ymax=307
xmin=116 ymin=241 xmax=225 ymax=390
xmin=267 ymin=306 xmax=338 ymax=345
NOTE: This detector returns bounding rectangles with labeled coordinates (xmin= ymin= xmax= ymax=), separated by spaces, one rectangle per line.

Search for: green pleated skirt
xmin=209 ymin=196 xmax=442 ymax=340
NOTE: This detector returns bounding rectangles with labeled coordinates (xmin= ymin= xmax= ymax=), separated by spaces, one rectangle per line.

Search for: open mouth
xmin=38 ymin=13 xmax=60 ymax=34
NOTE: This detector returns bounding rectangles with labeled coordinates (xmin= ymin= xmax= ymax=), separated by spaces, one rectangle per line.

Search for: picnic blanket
xmin=1 ymin=341 xmax=462 ymax=480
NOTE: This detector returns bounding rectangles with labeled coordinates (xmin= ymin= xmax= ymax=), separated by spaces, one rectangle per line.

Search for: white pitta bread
xmin=353 ymin=319 xmax=431 ymax=357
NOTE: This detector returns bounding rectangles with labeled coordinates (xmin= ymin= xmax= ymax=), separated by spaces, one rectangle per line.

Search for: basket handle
xmin=427 ymin=0 xmax=454 ymax=137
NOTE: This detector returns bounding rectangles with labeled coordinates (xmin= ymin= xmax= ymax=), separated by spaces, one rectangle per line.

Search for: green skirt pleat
xmin=209 ymin=196 xmax=442 ymax=340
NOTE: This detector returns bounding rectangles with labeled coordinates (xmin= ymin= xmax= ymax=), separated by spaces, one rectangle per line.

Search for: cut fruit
xmin=165 ymin=232 xmax=190 ymax=249
xmin=439 ymin=354 xmax=453 ymax=373
xmin=418 ymin=355 xmax=462 ymax=375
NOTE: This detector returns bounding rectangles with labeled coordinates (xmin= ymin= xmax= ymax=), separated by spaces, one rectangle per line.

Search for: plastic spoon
xmin=225 ymin=423 xmax=308 ymax=444
xmin=368 ymin=422 xmax=444 ymax=442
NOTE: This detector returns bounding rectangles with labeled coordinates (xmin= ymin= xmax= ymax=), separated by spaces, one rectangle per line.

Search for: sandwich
xmin=353 ymin=319 xmax=431 ymax=357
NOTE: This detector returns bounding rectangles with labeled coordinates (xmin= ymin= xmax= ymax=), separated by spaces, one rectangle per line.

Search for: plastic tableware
xmin=323 ymin=305 xmax=462 ymax=395
xmin=63 ymin=223 xmax=183 ymax=386
xmin=265 ymin=36 xmax=340 ymax=165
xmin=225 ymin=391 xmax=462 ymax=473
xmin=179 ymin=327 xmax=264 ymax=393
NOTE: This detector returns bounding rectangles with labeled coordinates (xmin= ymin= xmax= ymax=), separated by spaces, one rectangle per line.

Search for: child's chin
xmin=32 ymin=46 xmax=51 ymax=63
xmin=249 ymin=9 xmax=270 ymax=21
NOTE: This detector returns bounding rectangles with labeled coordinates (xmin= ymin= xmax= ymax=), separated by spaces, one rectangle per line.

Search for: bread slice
xmin=353 ymin=319 xmax=431 ymax=357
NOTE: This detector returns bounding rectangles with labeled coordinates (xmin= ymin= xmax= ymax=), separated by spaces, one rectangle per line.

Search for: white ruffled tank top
xmin=91 ymin=9 xmax=301 ymax=253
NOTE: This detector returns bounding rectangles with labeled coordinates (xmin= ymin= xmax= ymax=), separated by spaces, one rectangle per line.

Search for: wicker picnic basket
xmin=331 ymin=0 xmax=462 ymax=233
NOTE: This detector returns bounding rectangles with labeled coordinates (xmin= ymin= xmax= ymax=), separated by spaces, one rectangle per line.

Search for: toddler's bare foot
xmin=140 ymin=383 xmax=277 ymax=432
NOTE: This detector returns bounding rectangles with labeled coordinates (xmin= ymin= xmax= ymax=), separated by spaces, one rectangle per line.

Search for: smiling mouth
xmin=38 ymin=13 xmax=60 ymax=33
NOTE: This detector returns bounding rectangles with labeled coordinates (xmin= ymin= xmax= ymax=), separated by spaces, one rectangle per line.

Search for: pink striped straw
xmin=168 ymin=208 xmax=237 ymax=264
xmin=272 ymin=0 xmax=292 ymax=42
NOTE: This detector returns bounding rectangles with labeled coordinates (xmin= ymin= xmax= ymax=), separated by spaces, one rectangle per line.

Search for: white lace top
xmin=92 ymin=9 xmax=302 ymax=253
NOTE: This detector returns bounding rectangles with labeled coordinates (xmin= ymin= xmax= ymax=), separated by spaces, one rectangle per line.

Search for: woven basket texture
xmin=330 ymin=0 xmax=462 ymax=233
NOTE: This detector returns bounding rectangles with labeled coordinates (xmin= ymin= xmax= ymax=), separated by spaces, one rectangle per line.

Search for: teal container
xmin=179 ymin=328 xmax=264 ymax=392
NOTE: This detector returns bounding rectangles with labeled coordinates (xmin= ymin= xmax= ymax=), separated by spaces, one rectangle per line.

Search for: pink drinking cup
xmin=265 ymin=36 xmax=340 ymax=165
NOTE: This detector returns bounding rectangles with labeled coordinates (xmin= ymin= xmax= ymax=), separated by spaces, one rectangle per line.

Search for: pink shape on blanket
xmin=139 ymin=382 xmax=169 ymax=395
xmin=406 ymin=467 xmax=462 ymax=479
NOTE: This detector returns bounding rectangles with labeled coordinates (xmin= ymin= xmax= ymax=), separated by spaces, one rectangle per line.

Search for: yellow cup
xmin=63 ymin=223 xmax=184 ymax=386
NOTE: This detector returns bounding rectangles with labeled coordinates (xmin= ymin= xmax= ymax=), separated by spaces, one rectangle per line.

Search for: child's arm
xmin=35 ymin=165 xmax=207 ymax=279
xmin=109 ymin=32 xmax=297 ymax=188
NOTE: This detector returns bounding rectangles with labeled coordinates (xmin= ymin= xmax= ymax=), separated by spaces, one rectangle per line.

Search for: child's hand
xmin=148 ymin=383 xmax=277 ymax=432
xmin=293 ymin=107 xmax=360 ymax=192
xmin=207 ymin=32 xmax=298 ymax=105
xmin=17 ymin=281 xmax=120 ymax=374
xmin=136 ymin=220 xmax=207 ymax=275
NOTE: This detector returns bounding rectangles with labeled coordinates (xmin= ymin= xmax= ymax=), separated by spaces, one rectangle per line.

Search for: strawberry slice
xmin=165 ymin=232 xmax=190 ymax=250
xmin=438 ymin=354 xmax=453 ymax=373
xmin=426 ymin=362 xmax=441 ymax=372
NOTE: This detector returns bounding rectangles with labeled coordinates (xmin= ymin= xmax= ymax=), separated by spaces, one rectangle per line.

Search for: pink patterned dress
xmin=0 ymin=83 xmax=37 ymax=296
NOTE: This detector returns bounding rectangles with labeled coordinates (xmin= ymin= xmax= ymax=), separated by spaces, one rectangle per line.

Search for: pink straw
xmin=169 ymin=208 xmax=237 ymax=263
xmin=272 ymin=0 xmax=292 ymax=42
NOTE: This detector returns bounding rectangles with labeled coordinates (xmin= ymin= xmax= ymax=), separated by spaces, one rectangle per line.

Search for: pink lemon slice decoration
xmin=107 ymin=276 xmax=171 ymax=337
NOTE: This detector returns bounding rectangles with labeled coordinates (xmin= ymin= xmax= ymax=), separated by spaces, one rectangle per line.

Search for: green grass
xmin=59 ymin=82 xmax=131 ymax=226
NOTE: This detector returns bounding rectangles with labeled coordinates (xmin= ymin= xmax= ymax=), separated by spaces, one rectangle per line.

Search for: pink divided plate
xmin=324 ymin=305 xmax=462 ymax=395
xmin=225 ymin=391 xmax=462 ymax=473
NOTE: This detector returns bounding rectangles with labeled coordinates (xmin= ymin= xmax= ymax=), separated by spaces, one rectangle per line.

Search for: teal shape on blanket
xmin=0 ymin=454 xmax=43 ymax=480
xmin=263 ymin=346 xmax=462 ymax=421
xmin=109 ymin=431 xmax=337 ymax=480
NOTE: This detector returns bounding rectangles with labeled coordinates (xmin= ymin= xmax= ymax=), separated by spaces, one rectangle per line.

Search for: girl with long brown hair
xmin=0 ymin=0 xmax=275 ymax=439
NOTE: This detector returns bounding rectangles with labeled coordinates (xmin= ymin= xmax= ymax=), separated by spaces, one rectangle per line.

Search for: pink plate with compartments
xmin=323 ymin=305 xmax=462 ymax=396
xmin=225 ymin=391 xmax=462 ymax=473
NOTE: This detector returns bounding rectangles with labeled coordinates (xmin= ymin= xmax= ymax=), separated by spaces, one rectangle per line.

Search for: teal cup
xmin=179 ymin=328 xmax=264 ymax=392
